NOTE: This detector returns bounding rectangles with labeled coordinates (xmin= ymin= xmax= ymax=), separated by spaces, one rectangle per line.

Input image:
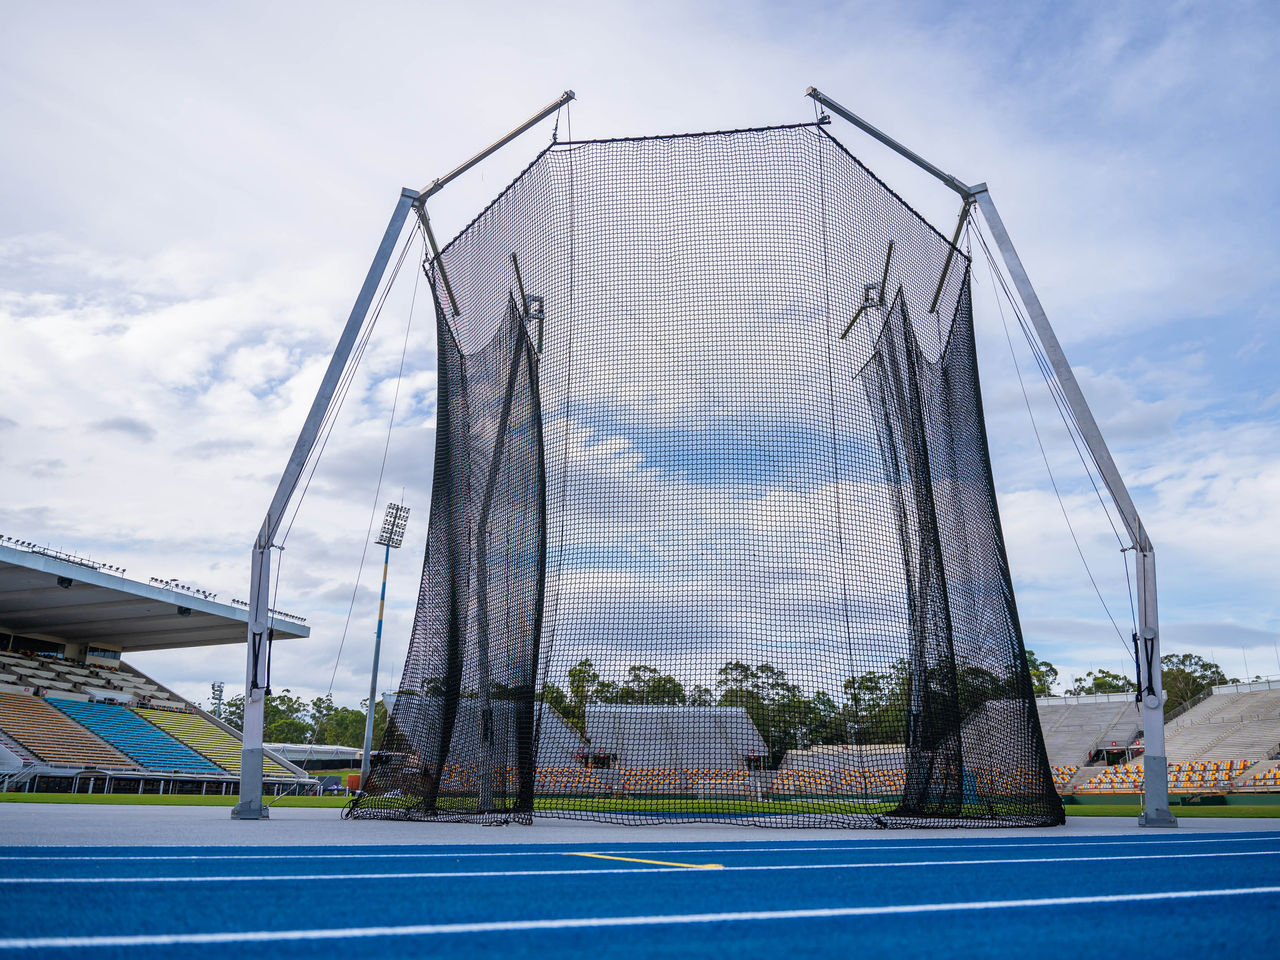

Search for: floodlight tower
xmin=360 ymin=501 xmax=410 ymax=788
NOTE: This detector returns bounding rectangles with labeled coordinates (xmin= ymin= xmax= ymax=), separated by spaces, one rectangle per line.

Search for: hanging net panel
xmin=349 ymin=122 xmax=1064 ymax=827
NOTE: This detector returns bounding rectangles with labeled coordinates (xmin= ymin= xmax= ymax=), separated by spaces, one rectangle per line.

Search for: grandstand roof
xmin=0 ymin=543 xmax=309 ymax=651
xmin=265 ymin=743 xmax=362 ymax=763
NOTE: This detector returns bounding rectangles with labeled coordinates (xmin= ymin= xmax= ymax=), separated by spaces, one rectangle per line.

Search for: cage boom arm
xmin=807 ymin=86 xmax=1175 ymax=827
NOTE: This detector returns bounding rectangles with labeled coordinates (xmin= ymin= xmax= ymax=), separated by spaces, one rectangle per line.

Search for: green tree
xmin=310 ymin=694 xmax=372 ymax=747
xmin=844 ymin=663 xmax=909 ymax=744
xmin=1025 ymin=649 xmax=1059 ymax=697
xmin=798 ymin=689 xmax=846 ymax=747
xmin=1064 ymin=669 xmax=1135 ymax=696
xmin=568 ymin=659 xmax=600 ymax=718
xmin=955 ymin=664 xmax=1003 ymax=719
xmin=223 ymin=694 xmax=244 ymax=731
xmin=615 ymin=665 xmax=686 ymax=705
xmin=221 ymin=688 xmax=311 ymax=742
xmin=715 ymin=661 xmax=813 ymax=767
xmin=688 ymin=684 xmax=714 ymax=706
xmin=537 ymin=680 xmax=583 ymax=732
xmin=1160 ymin=653 xmax=1232 ymax=716
xmin=263 ymin=689 xmax=311 ymax=742
xmin=370 ymin=696 xmax=389 ymax=746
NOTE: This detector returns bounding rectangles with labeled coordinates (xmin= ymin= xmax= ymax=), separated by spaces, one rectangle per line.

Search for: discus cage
xmin=231 ymin=89 xmax=1174 ymax=829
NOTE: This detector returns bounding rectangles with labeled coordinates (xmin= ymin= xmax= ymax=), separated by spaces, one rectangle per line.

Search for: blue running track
xmin=1 ymin=831 xmax=1278 ymax=958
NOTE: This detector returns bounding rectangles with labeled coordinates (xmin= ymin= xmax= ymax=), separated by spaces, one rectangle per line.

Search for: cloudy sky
xmin=1 ymin=1 xmax=1277 ymax=709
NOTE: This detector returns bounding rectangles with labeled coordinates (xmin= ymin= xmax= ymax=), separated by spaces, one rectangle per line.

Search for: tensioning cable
xmin=970 ymin=219 xmax=1135 ymax=660
xmin=268 ymin=227 xmax=426 ymax=805
xmin=970 ymin=221 xmax=1139 ymax=639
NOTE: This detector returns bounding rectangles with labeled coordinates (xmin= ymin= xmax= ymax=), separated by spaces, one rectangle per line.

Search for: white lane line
xmin=2 ymin=885 xmax=1277 ymax=948
xmin=2 ymin=848 xmax=1274 ymax=884
xmin=2 ymin=833 xmax=1274 ymax=862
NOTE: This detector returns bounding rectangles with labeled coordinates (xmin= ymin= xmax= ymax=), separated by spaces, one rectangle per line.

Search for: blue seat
xmin=45 ymin=698 xmax=224 ymax=773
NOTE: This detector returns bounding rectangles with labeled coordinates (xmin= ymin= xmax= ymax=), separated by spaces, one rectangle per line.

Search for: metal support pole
xmin=231 ymin=539 xmax=272 ymax=820
xmin=929 ymin=199 xmax=972 ymax=315
xmin=413 ymin=89 xmax=572 ymax=320
xmin=414 ymin=206 xmax=459 ymax=317
xmin=360 ymin=542 xmax=391 ymax=787
xmin=1135 ymin=548 xmax=1174 ymax=826
xmin=232 ymin=188 xmax=418 ymax=820
xmin=972 ymin=186 xmax=1175 ymax=828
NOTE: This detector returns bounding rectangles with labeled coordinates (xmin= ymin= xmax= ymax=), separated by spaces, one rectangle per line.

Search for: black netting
xmin=350 ymin=123 xmax=1063 ymax=827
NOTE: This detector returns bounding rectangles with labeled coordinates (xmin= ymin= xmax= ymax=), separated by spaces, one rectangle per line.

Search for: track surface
xmin=2 ymin=831 xmax=1278 ymax=957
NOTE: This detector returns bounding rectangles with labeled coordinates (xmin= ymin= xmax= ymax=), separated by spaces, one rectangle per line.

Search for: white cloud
xmin=0 ymin=0 xmax=1276 ymax=711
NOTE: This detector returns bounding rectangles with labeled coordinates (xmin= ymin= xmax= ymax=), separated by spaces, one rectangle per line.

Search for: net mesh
xmin=349 ymin=122 xmax=1064 ymax=827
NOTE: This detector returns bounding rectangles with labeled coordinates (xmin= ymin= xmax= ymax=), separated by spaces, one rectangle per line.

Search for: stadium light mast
xmin=360 ymin=502 xmax=410 ymax=789
xmin=231 ymin=90 xmax=574 ymax=821
xmin=807 ymin=86 xmax=1176 ymax=827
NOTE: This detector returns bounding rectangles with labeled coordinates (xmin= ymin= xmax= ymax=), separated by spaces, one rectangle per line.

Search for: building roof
xmin=0 ymin=543 xmax=308 ymax=651
xmin=586 ymin=704 xmax=767 ymax=768
xmin=265 ymin=743 xmax=362 ymax=763
xmin=390 ymin=696 xmax=585 ymax=768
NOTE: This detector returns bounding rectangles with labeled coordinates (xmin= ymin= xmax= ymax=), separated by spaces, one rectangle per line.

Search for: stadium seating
xmin=383 ymin=758 xmax=1178 ymax=799
xmin=688 ymin=768 xmax=750 ymax=792
xmin=1168 ymin=759 xmax=1254 ymax=788
xmin=536 ymin=765 xmax=607 ymax=793
xmin=532 ymin=764 xmax=914 ymax=796
xmin=46 ymin=698 xmax=223 ymax=774
xmin=1034 ymin=694 xmax=1142 ymax=766
xmin=0 ymin=650 xmax=173 ymax=706
xmin=1165 ymin=681 xmax=1280 ymax=761
xmin=0 ymin=692 xmax=137 ymax=768
xmin=0 ymin=727 xmax=37 ymax=765
xmin=134 ymin=706 xmax=291 ymax=776
xmin=619 ymin=767 xmax=684 ymax=792
xmin=1245 ymin=764 xmax=1280 ymax=787
xmin=1081 ymin=759 xmax=1257 ymax=791
xmin=1083 ymin=763 xmax=1144 ymax=790
xmin=775 ymin=768 xmax=833 ymax=794
xmin=769 ymin=766 xmax=907 ymax=795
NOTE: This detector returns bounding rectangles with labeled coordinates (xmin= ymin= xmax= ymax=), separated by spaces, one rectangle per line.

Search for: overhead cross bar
xmin=417 ymin=91 xmax=575 ymax=200
xmin=806 ymin=87 xmax=973 ymax=199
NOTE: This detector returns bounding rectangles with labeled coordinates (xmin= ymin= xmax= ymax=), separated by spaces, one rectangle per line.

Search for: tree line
xmin=1056 ymin=652 xmax=1243 ymax=717
xmin=221 ymin=691 xmax=388 ymax=748
xmin=216 ymin=651 xmax=1237 ymax=755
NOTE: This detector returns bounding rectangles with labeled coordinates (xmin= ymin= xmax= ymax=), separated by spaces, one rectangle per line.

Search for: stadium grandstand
xmin=2 ymin=530 xmax=1276 ymax=808
xmin=1165 ymin=679 xmax=1280 ymax=762
xmin=1035 ymin=692 xmax=1149 ymax=767
xmin=0 ymin=540 xmax=312 ymax=795
xmin=359 ymin=684 xmax=1280 ymax=807
xmin=544 ymin=687 xmax=1279 ymax=804
xmin=1049 ymin=678 xmax=1280 ymax=796
xmin=375 ymin=696 xmax=588 ymax=796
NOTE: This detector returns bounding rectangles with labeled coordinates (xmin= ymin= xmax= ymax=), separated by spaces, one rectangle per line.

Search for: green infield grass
xmin=1064 ymin=804 xmax=1280 ymax=818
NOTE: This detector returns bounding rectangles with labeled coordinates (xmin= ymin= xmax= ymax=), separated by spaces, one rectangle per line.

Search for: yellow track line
xmin=564 ymin=853 xmax=723 ymax=870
